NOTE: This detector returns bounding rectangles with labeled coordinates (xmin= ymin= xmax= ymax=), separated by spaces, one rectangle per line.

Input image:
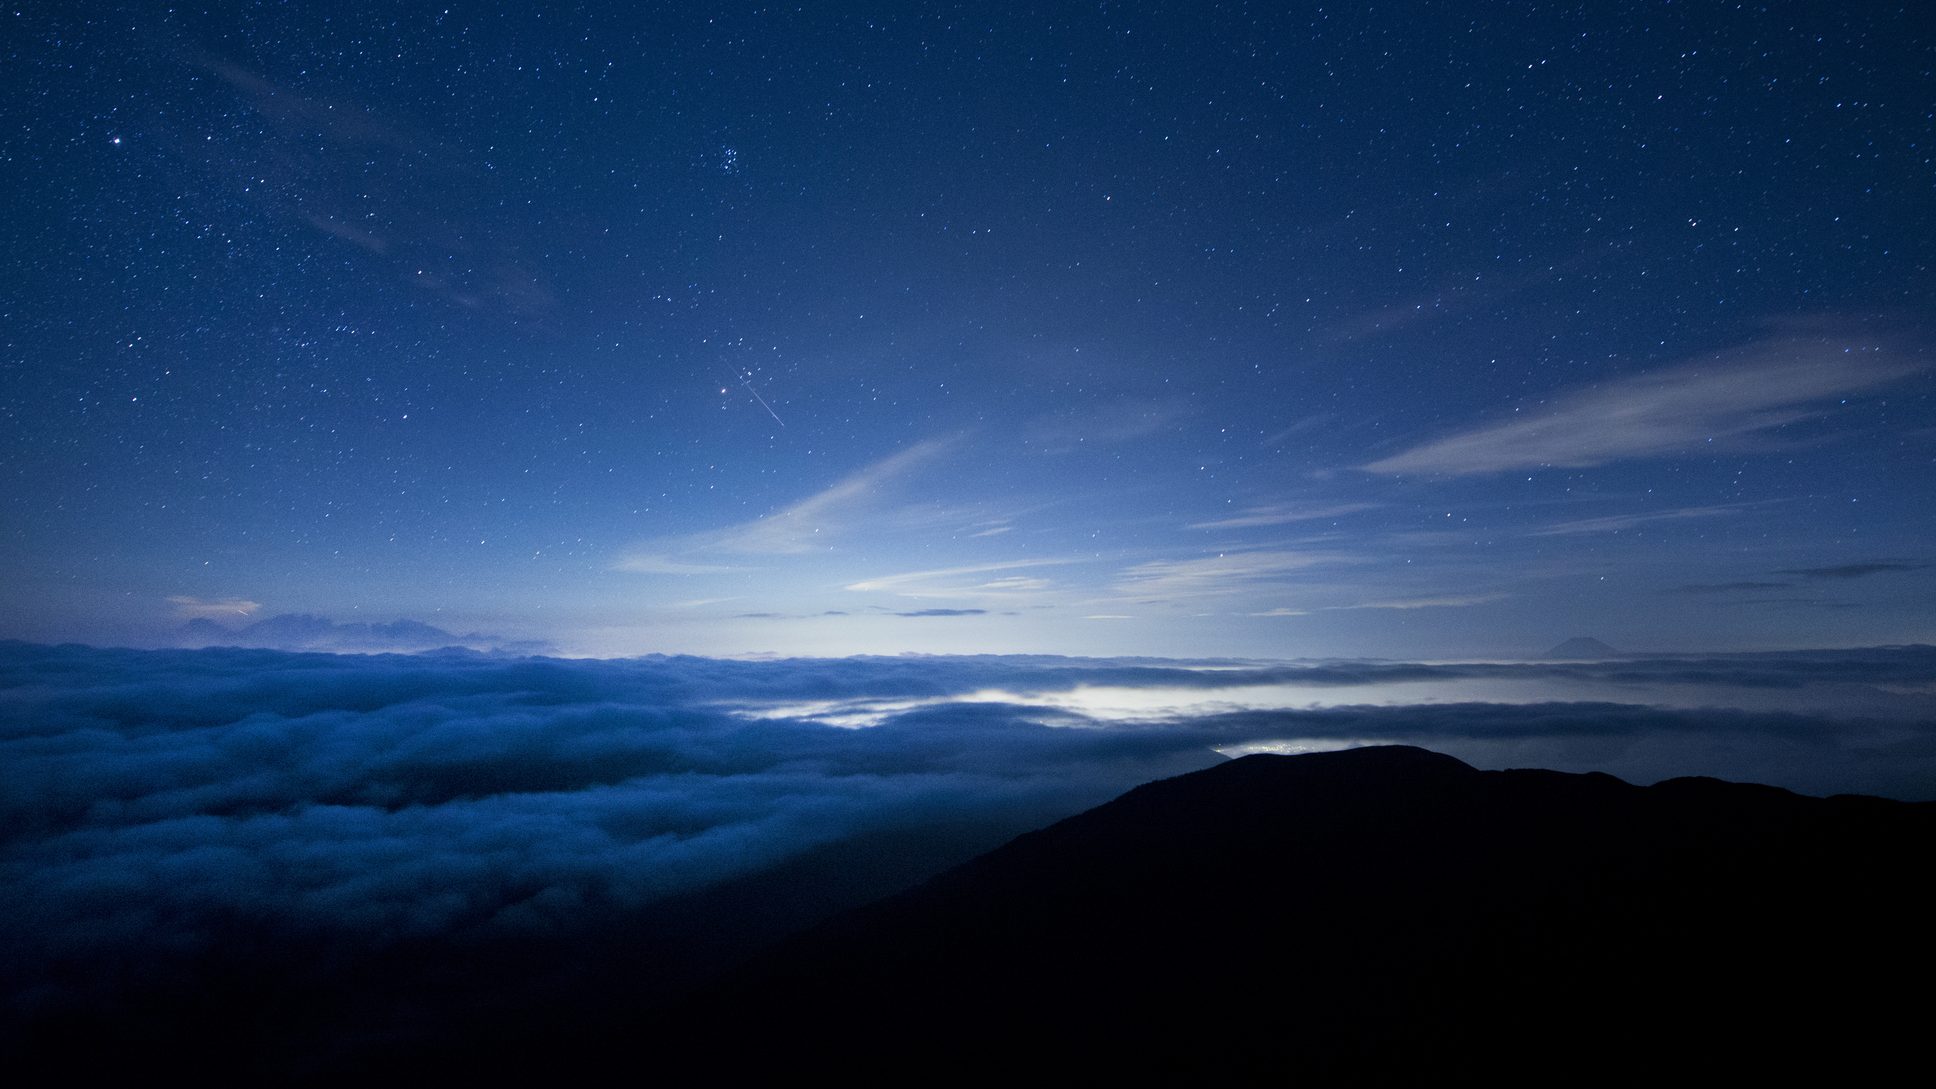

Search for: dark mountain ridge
xmin=637 ymin=745 xmax=1935 ymax=1084
xmin=53 ymin=745 xmax=1933 ymax=1084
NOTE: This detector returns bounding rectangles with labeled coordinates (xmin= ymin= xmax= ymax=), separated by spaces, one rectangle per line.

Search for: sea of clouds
xmin=4 ymin=640 xmax=1933 ymax=1066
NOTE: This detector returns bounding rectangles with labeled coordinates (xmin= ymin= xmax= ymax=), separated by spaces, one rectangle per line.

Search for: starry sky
xmin=4 ymin=1 xmax=1931 ymax=658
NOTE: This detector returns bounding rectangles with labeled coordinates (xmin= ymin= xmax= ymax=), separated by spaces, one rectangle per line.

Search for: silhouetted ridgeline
xmin=20 ymin=745 xmax=1936 ymax=1084
xmin=633 ymin=746 xmax=1934 ymax=1084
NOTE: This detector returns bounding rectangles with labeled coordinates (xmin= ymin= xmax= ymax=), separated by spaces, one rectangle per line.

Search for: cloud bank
xmin=3 ymin=641 xmax=1932 ymax=1067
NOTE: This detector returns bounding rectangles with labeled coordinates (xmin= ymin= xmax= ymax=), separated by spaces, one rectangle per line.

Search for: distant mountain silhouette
xmin=626 ymin=746 xmax=1934 ymax=1084
xmin=1545 ymin=634 xmax=1621 ymax=657
xmin=178 ymin=613 xmax=551 ymax=654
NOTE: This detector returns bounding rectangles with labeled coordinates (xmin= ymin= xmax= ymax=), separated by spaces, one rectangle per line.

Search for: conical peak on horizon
xmin=1545 ymin=636 xmax=1622 ymax=659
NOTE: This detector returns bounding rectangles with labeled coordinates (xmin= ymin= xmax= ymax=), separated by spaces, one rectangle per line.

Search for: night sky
xmin=5 ymin=6 xmax=1936 ymax=1070
xmin=4 ymin=2 xmax=1932 ymax=658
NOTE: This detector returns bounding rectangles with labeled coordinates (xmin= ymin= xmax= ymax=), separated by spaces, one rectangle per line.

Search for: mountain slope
xmin=656 ymin=745 xmax=1935 ymax=1084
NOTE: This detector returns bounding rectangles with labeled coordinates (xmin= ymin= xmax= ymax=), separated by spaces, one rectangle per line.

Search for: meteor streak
xmin=739 ymin=372 xmax=786 ymax=427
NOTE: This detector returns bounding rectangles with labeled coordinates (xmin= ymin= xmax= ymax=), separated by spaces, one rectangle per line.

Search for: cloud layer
xmin=4 ymin=641 xmax=1933 ymax=1066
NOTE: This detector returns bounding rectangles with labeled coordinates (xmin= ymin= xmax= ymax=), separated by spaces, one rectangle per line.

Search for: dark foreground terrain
xmin=24 ymin=745 xmax=1936 ymax=1083
xmin=401 ymin=745 xmax=1933 ymax=1085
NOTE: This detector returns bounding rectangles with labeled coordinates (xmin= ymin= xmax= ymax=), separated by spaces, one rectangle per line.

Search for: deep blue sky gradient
xmin=4 ymin=2 xmax=1931 ymax=656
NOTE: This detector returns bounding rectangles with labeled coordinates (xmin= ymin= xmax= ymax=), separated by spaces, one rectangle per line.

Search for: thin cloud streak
xmin=1188 ymin=503 xmax=1381 ymax=530
xmin=613 ymin=555 xmax=748 ymax=575
xmin=1023 ymin=397 xmax=1193 ymax=453
xmin=1114 ymin=550 xmax=1343 ymax=601
xmin=1249 ymin=593 xmax=1505 ymax=617
xmin=718 ymin=438 xmax=957 ymax=555
xmin=1343 ymin=593 xmax=1508 ymax=611
xmin=1363 ymin=335 xmax=1918 ymax=476
xmin=844 ymin=558 xmax=1080 ymax=601
xmin=616 ymin=438 xmax=962 ymax=574
xmin=1778 ymin=561 xmax=1927 ymax=580
xmin=1529 ymin=504 xmax=1751 ymax=537
xmin=168 ymin=595 xmax=263 ymax=620
xmin=1668 ymin=582 xmax=1791 ymax=595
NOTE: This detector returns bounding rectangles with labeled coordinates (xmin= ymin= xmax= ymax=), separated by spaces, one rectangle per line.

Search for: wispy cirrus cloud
xmin=167 ymin=595 xmax=263 ymax=620
xmin=844 ymin=558 xmax=1079 ymax=602
xmin=194 ymin=56 xmax=553 ymax=315
xmin=1667 ymin=582 xmax=1791 ymax=595
xmin=1114 ymin=550 xmax=1343 ymax=601
xmin=1022 ymin=396 xmax=1192 ymax=453
xmin=1259 ymin=413 xmax=1332 ymax=449
xmin=1363 ymin=334 xmax=1918 ymax=476
xmin=734 ymin=605 xmax=995 ymax=619
xmin=1188 ymin=502 xmax=1380 ymax=530
xmin=893 ymin=608 xmax=990 ymax=618
xmin=733 ymin=609 xmax=853 ymax=619
xmin=1342 ymin=592 xmax=1508 ymax=611
xmin=1529 ymin=503 xmax=1752 ymax=537
xmin=717 ymin=438 xmax=958 ymax=555
xmin=612 ymin=555 xmax=748 ymax=575
xmin=1248 ymin=592 xmax=1506 ymax=617
xmin=1777 ymin=561 xmax=1927 ymax=580
xmin=616 ymin=438 xmax=966 ymax=575
xmin=1659 ymin=560 xmax=1927 ymax=595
